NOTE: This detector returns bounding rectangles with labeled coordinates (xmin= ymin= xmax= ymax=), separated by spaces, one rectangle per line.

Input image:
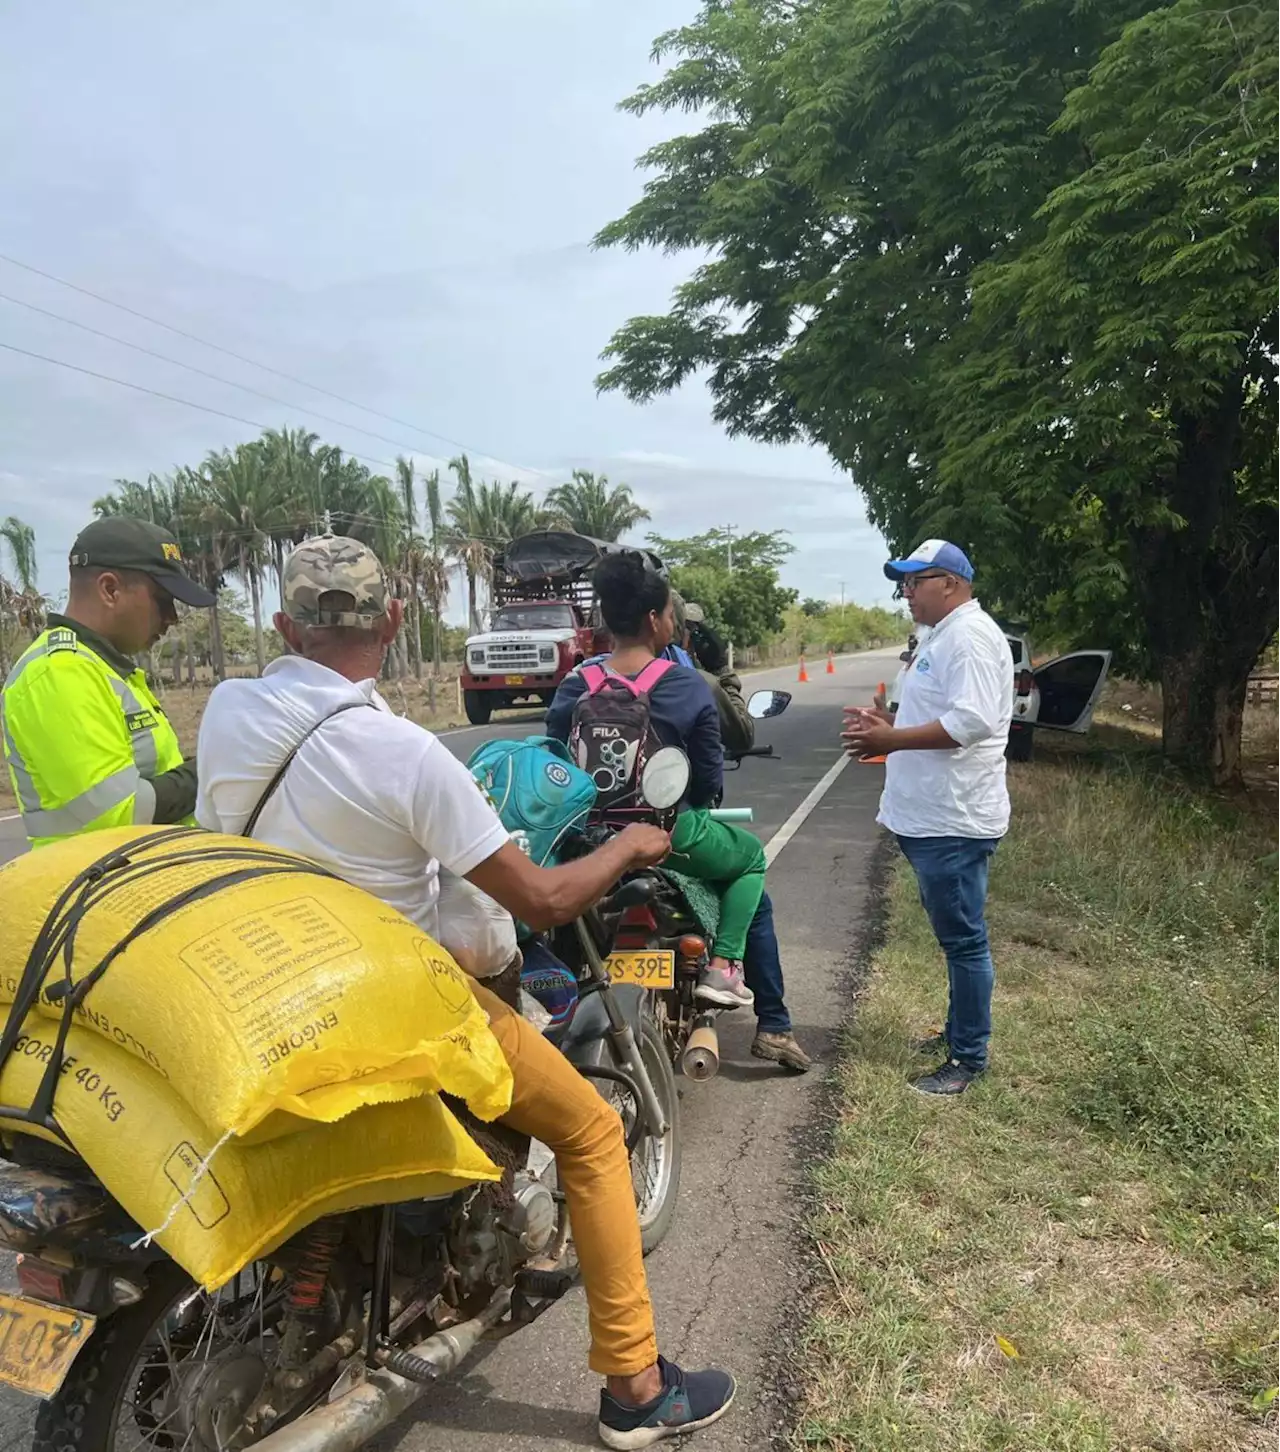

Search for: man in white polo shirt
xmin=196 ymin=537 xmax=737 ymax=1448
xmin=843 ymin=540 xmax=1013 ymax=1096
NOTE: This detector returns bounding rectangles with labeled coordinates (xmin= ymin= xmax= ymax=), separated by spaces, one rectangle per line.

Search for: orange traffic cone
xmin=860 ymin=682 xmax=888 ymax=761
xmin=826 ymin=650 xmax=836 ymax=675
xmin=798 ymin=654 xmax=809 ymax=683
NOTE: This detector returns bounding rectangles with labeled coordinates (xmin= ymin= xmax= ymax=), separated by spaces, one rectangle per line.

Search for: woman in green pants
xmin=547 ymin=552 xmax=765 ymax=1009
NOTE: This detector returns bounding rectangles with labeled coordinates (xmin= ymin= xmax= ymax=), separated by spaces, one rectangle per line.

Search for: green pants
xmin=668 ymin=808 xmax=767 ymax=961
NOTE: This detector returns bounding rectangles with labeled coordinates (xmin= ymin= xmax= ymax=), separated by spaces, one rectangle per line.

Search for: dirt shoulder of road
xmin=790 ymin=699 xmax=1278 ymax=1451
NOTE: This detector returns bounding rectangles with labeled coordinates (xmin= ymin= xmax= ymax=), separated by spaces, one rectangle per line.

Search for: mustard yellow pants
xmin=473 ymin=984 xmax=658 ymax=1376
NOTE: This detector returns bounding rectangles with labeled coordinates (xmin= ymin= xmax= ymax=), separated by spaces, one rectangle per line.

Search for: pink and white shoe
xmin=695 ymin=962 xmax=754 ymax=1010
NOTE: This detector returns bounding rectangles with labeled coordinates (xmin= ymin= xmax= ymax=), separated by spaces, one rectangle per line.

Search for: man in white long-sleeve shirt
xmin=843 ymin=540 xmax=1013 ymax=1096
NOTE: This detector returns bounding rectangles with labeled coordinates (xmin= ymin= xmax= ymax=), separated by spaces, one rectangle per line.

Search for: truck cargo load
xmin=460 ymin=530 xmax=665 ymax=725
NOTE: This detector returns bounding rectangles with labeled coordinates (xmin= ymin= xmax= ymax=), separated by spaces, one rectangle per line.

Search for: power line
xmin=0 ymin=338 xmax=406 ymax=479
xmin=0 ymin=340 xmax=551 ymax=539
xmin=0 ymin=289 xmax=464 ymax=462
xmin=0 ymin=250 xmax=553 ymax=478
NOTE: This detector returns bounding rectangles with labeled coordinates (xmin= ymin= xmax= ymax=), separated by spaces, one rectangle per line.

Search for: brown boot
xmin=751 ymin=1031 xmax=814 ymax=1073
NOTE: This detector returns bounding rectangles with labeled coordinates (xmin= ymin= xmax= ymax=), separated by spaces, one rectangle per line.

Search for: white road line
xmin=0 ymin=812 xmax=20 ymax=823
xmin=763 ymin=753 xmax=854 ymax=867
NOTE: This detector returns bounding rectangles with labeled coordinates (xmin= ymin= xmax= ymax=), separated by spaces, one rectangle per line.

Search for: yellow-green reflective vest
xmin=1 ymin=626 xmax=186 ymax=849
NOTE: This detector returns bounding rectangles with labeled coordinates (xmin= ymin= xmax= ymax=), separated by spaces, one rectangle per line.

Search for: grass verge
xmin=795 ymin=734 xmax=1278 ymax=1451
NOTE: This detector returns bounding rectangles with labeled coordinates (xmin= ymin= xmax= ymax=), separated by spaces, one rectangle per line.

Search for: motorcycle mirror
xmin=640 ymin=746 xmax=690 ymax=809
xmin=748 ymin=689 xmax=791 ymax=720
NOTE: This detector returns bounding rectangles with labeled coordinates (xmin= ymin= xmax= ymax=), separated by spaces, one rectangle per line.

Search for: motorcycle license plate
xmin=502 ymin=675 xmax=528 ymax=686
xmin=604 ymin=950 xmax=675 ymax=990
xmin=0 ymin=1292 xmax=95 ymax=1399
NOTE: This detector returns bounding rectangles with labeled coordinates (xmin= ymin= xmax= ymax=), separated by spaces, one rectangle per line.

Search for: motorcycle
xmin=558 ymin=689 xmax=791 ymax=1091
xmin=0 ymin=935 xmax=679 ymax=1450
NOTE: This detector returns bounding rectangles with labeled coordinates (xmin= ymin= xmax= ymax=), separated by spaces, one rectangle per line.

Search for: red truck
xmin=459 ymin=530 xmax=665 ymax=725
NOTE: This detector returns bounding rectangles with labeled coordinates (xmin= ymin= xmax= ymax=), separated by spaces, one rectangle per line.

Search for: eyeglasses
xmin=900 ymin=572 xmax=953 ymax=593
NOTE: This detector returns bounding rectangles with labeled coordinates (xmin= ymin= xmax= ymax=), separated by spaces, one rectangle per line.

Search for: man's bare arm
xmin=465 ymin=824 xmax=669 ymax=932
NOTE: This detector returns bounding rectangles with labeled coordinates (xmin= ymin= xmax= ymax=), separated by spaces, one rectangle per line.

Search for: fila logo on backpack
xmin=568 ymin=658 xmax=674 ymax=810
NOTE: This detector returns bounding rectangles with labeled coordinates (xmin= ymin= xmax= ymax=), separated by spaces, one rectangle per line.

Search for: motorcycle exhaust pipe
xmin=251 ymin=1288 xmax=512 ymax=1452
xmin=682 ymin=1013 xmax=720 ymax=1081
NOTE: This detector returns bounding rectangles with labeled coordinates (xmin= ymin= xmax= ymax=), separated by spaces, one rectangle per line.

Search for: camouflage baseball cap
xmin=281 ymin=535 xmax=389 ymax=627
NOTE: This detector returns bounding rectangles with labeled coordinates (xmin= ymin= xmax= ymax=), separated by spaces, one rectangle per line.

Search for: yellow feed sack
xmin=0 ymin=827 xmax=513 ymax=1141
xmin=0 ymin=1021 xmax=501 ymax=1291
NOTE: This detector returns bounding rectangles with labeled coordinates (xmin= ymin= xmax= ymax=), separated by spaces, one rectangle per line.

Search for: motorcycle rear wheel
xmin=628 ymin=1006 xmax=682 ymax=1256
xmin=33 ymin=1259 xmax=321 ymax=1452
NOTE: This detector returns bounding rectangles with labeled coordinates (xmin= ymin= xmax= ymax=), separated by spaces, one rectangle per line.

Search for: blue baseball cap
xmin=884 ymin=539 xmax=974 ymax=582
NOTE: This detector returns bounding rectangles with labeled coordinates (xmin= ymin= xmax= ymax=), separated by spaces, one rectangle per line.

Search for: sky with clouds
xmin=0 ymin=0 xmax=892 ymax=619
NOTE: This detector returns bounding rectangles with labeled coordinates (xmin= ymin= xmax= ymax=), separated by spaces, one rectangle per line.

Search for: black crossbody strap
xmin=241 ymin=700 xmax=375 ymax=839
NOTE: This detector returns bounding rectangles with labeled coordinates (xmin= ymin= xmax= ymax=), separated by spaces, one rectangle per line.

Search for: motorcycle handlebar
xmin=726 ymin=745 xmax=775 ymax=761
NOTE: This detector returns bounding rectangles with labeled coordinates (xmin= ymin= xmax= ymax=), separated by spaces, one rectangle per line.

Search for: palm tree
xmin=98 ymin=471 xmax=230 ymax=681
xmin=445 ymin=456 xmax=553 ymax=631
xmin=314 ymin=447 xmax=382 ymax=542
xmin=475 ymin=479 xmax=543 ymax=543
xmin=422 ymin=469 xmax=448 ymax=674
xmin=446 ymin=454 xmax=489 ymax=634
xmin=2 ymin=516 xmax=38 ymax=595
xmin=395 ymin=456 xmax=427 ymax=679
xmin=362 ymin=474 xmax=407 ymax=678
xmin=258 ymin=426 xmax=323 ymax=585
xmin=202 ymin=444 xmax=276 ymax=674
xmin=543 ymin=470 xmax=649 ymax=541
xmin=1 ymin=515 xmax=42 ymax=678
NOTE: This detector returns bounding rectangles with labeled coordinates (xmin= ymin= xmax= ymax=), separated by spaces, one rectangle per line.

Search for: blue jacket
xmin=582 ymin=645 xmax=695 ymax=670
xmin=546 ymin=659 xmax=723 ymax=808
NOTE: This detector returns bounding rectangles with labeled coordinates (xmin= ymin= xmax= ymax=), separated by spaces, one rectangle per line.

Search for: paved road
xmin=0 ymin=649 xmax=898 ymax=1451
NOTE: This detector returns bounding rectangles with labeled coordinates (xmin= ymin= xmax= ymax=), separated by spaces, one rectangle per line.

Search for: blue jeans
xmin=896 ymin=835 xmax=1000 ymax=1070
xmin=742 ymin=890 xmax=791 ymax=1035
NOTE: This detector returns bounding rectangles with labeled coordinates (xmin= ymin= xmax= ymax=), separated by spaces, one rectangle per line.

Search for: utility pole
xmin=723 ymin=524 xmax=736 ymax=670
xmin=839 ymin=580 xmax=846 ymax=611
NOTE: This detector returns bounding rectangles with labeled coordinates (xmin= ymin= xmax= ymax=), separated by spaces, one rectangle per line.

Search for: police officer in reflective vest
xmin=1 ymin=517 xmax=216 ymax=848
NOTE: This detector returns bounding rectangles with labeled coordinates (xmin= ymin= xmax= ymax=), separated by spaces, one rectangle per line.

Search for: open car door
xmin=1032 ymin=650 xmax=1112 ymax=732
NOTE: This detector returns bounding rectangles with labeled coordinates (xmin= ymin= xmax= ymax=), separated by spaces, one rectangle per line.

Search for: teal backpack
xmin=467 ymin=736 xmax=597 ymax=871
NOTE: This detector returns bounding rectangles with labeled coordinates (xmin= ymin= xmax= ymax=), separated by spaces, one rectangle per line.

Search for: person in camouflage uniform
xmin=667 ymin=595 xmax=754 ymax=756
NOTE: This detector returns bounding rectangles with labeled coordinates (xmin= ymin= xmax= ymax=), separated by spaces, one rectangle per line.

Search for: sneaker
xmin=910 ymin=1059 xmax=984 ymax=1097
xmin=909 ymin=1031 xmax=948 ymax=1058
xmin=695 ymin=962 xmax=754 ymax=1010
xmin=598 ymin=1356 xmax=736 ymax=1449
xmin=751 ymin=1031 xmax=814 ymax=1073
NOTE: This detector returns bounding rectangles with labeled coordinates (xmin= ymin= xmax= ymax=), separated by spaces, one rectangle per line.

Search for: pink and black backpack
xmin=568 ymin=658 xmax=674 ymax=812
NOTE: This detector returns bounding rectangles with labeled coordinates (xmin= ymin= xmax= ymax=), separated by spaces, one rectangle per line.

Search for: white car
xmin=888 ymin=624 xmax=1111 ymax=763
xmin=1004 ymin=626 xmax=1111 ymax=761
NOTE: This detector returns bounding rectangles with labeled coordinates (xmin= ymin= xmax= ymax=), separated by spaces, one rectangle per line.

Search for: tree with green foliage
xmin=200 ymin=444 xmax=279 ymax=675
xmin=544 ymin=470 xmax=650 ymax=541
xmin=1 ymin=515 xmax=44 ymax=678
xmin=395 ymin=455 xmax=426 ymax=679
xmin=648 ymin=527 xmax=797 ymax=649
xmin=1 ymin=516 xmax=38 ymax=596
xmin=445 ymin=454 xmax=489 ymax=633
xmin=422 ymin=469 xmax=449 ymax=674
xmin=598 ymin=0 xmax=1277 ymax=784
